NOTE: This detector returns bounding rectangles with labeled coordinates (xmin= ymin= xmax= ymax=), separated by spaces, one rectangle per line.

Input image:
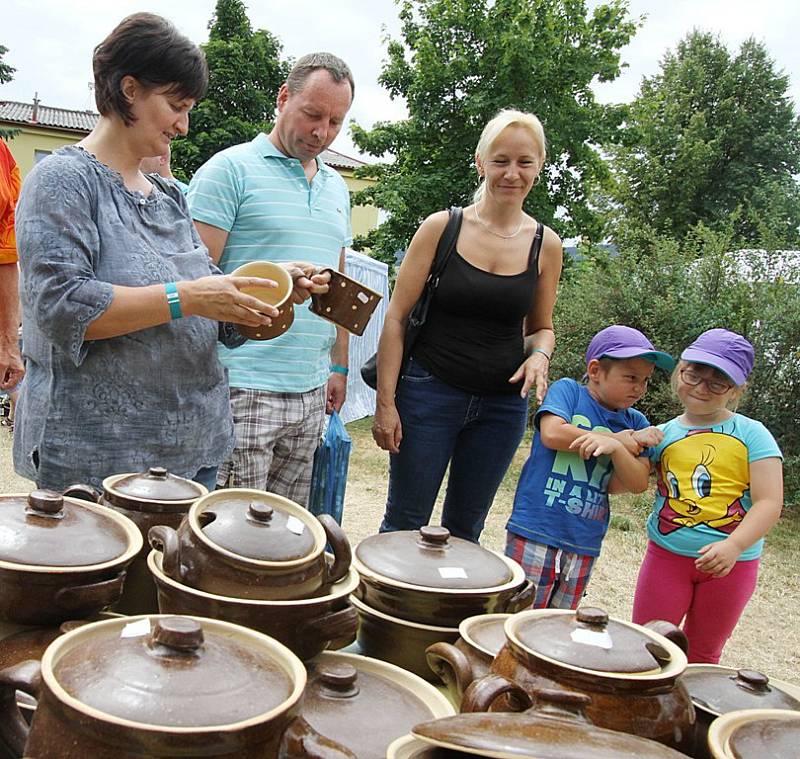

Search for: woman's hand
xmin=283 ymin=262 xmax=331 ymax=304
xmin=509 ymin=351 xmax=549 ymax=403
xmin=695 ymin=539 xmax=742 ymax=578
xmin=179 ymin=275 xmax=280 ymax=327
xmin=372 ymin=402 xmax=403 ymax=453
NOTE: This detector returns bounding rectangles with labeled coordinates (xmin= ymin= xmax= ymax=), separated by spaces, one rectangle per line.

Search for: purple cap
xmin=680 ymin=329 xmax=754 ymax=385
xmin=586 ymin=325 xmax=675 ymax=371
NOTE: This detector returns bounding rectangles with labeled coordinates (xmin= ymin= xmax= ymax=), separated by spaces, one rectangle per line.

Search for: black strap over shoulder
xmin=428 ymin=206 xmax=463 ymax=284
xmin=527 ymin=221 xmax=545 ymax=268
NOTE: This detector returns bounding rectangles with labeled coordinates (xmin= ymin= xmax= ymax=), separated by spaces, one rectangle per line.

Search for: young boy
xmin=506 ymin=325 xmax=675 ymax=609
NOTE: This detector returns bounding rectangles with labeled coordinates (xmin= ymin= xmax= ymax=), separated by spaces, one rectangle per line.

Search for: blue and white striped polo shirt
xmin=188 ymin=133 xmax=352 ymax=393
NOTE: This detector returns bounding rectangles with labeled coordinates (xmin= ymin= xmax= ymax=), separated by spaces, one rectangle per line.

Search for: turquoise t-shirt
xmin=646 ymin=414 xmax=782 ymax=560
xmin=188 ymin=133 xmax=352 ymax=393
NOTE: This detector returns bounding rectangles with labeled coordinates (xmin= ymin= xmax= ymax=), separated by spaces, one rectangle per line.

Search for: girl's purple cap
xmin=585 ymin=325 xmax=675 ymax=371
xmin=680 ymin=328 xmax=754 ymax=385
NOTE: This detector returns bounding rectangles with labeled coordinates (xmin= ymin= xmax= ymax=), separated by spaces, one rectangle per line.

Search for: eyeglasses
xmin=680 ymin=368 xmax=734 ymax=395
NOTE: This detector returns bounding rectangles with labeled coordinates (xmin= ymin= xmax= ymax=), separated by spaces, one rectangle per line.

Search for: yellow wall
xmin=3 ymin=126 xmax=82 ymax=178
xmin=332 ymin=169 xmax=379 ymax=240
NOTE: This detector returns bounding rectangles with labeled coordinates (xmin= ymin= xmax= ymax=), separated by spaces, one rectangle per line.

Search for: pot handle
xmin=148 ymin=525 xmax=182 ymax=581
xmin=318 ymin=514 xmax=352 ymax=585
xmin=55 ymin=573 xmax=125 ymax=612
xmin=61 ymin=484 xmax=102 ymax=503
xmin=279 ymin=715 xmax=357 ymax=758
xmin=299 ymin=605 xmax=358 ymax=645
xmin=503 ymin=579 xmax=535 ymax=613
xmin=425 ymin=642 xmax=475 ymax=698
xmin=643 ymin=619 xmax=689 ymax=655
xmin=0 ymin=660 xmax=41 ymax=758
xmin=461 ymin=674 xmax=532 ymax=714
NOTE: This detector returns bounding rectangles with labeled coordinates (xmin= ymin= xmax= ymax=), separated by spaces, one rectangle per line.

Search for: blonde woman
xmin=372 ymin=109 xmax=563 ymax=541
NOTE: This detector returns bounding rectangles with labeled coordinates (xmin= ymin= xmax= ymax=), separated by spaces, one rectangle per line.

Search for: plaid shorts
xmin=505 ymin=533 xmax=596 ymax=610
xmin=217 ymin=385 xmax=326 ymax=506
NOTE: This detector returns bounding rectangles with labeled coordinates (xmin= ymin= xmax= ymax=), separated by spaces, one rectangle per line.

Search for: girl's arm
xmin=695 ymin=457 xmax=784 ymax=577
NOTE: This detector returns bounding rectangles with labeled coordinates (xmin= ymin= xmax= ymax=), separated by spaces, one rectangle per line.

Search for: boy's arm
xmin=539 ymin=414 xmax=650 ymax=456
xmin=569 ymin=433 xmax=651 ymax=493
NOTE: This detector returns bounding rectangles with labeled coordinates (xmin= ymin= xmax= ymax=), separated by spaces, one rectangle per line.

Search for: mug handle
xmin=643 ymin=619 xmax=690 ymax=656
xmin=0 ymin=661 xmax=41 ymax=758
xmin=318 ymin=514 xmax=352 ymax=586
xmin=425 ymin=642 xmax=475 ymax=698
xmin=148 ymin=525 xmax=182 ymax=581
xmin=61 ymin=484 xmax=101 ymax=503
xmin=55 ymin=574 xmax=126 ymax=612
xmin=461 ymin=674 xmax=532 ymax=714
xmin=280 ymin=716 xmax=357 ymax=758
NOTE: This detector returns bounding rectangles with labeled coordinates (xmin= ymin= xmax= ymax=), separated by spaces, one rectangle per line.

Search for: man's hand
xmin=326 ymin=371 xmax=347 ymax=414
xmin=284 ymin=263 xmax=331 ymax=304
xmin=0 ymin=334 xmax=23 ymax=391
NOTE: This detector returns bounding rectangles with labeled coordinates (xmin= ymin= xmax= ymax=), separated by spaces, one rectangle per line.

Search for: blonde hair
xmin=474 ymin=109 xmax=546 ymax=203
xmin=671 ymin=360 xmax=747 ymax=411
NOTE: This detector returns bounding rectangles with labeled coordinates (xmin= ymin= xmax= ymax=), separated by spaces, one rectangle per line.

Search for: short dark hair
xmin=286 ymin=52 xmax=354 ymax=99
xmin=93 ymin=13 xmax=208 ymax=126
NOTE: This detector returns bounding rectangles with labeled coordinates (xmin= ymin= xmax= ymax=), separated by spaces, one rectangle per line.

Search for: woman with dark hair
xmin=13 ymin=13 xmax=326 ymax=491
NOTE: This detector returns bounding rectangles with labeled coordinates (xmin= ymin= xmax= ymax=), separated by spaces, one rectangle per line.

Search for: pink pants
xmin=632 ymin=541 xmax=759 ymax=664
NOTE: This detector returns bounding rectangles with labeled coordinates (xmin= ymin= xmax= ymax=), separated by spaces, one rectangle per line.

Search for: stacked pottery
xmin=147 ymin=488 xmax=357 ymax=660
xmin=706 ymin=708 xmax=800 ymax=759
xmin=351 ymin=527 xmax=533 ymax=681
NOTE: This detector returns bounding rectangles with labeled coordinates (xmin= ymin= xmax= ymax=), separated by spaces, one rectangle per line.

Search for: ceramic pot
xmin=388 ymin=687 xmax=691 ymax=758
xmin=148 ymin=551 xmax=359 ymax=661
xmin=100 ymin=467 xmax=207 ymax=614
xmin=302 ymin=651 xmax=455 ymax=758
xmin=232 ymin=261 xmax=295 ymax=340
xmin=350 ymin=595 xmax=459 ymax=682
xmin=464 ymin=607 xmax=696 ymax=754
xmin=706 ymin=708 xmax=800 ymax=758
xmin=0 ymin=615 xmax=356 ymax=759
xmin=353 ymin=527 xmax=532 ymax=627
xmin=426 ymin=614 xmax=511 ymax=704
xmin=309 ymin=268 xmax=383 ymax=336
xmin=0 ymin=491 xmax=142 ymax=626
xmin=681 ymin=665 xmax=800 ymax=758
xmin=149 ymin=488 xmax=351 ymax=601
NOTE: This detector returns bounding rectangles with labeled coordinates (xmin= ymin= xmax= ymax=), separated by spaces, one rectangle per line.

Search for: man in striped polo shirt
xmin=188 ymin=53 xmax=354 ymax=505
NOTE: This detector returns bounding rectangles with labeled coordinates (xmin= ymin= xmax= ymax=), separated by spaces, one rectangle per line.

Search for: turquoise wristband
xmin=330 ymin=364 xmax=349 ymax=376
xmin=530 ymin=347 xmax=552 ymax=361
xmin=164 ymin=282 xmax=183 ymax=320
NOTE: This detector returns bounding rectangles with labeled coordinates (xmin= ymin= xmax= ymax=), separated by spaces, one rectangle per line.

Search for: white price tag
xmin=571 ymin=627 xmax=613 ymax=649
xmin=286 ymin=516 xmax=306 ymax=535
xmin=438 ymin=566 xmax=468 ymax=579
xmin=356 ymin=291 xmax=370 ymax=304
xmin=120 ymin=618 xmax=151 ymax=638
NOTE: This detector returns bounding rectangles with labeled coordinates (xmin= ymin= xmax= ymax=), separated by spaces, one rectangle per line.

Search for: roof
xmin=320 ymin=148 xmax=366 ymax=170
xmin=0 ymin=100 xmax=98 ymax=132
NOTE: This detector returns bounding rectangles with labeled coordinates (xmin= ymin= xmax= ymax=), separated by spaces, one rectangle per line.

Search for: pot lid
xmin=198 ymin=495 xmax=317 ymax=561
xmin=463 ymin=615 xmax=509 ymax=656
xmin=355 ymin=527 xmax=513 ymax=589
xmin=0 ymin=491 xmax=130 ymax=567
xmin=727 ymin=717 xmax=800 ymax=758
xmin=413 ymin=690 xmax=690 ymax=758
xmin=513 ymin=607 xmax=673 ymax=674
xmin=109 ymin=467 xmax=204 ymax=502
xmin=304 ymin=660 xmax=441 ymax=758
xmin=683 ymin=667 xmax=800 ymax=716
xmin=53 ymin=616 xmax=296 ymax=727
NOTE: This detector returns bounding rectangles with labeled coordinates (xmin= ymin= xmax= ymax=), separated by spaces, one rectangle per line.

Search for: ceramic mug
xmin=231 ymin=261 xmax=294 ymax=340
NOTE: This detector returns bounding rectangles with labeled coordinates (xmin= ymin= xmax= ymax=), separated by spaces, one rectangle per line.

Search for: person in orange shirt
xmin=0 ymin=138 xmax=24 ymax=394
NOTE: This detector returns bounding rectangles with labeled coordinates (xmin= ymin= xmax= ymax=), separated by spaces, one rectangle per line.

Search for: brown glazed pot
xmin=232 ymin=261 xmax=295 ymax=340
xmin=100 ymin=467 xmax=207 ymax=615
xmin=426 ymin=614 xmax=511 ymax=705
xmin=464 ymin=607 xmax=696 ymax=754
xmin=309 ymin=269 xmax=383 ymax=336
xmin=706 ymin=708 xmax=800 ymax=759
xmin=303 ymin=651 xmax=454 ymax=758
xmin=387 ymin=686 xmax=691 ymax=758
xmin=681 ymin=665 xmax=800 ymax=758
xmin=149 ymin=488 xmax=351 ymax=601
xmin=0 ymin=491 xmax=142 ymax=626
xmin=148 ymin=551 xmax=359 ymax=661
xmin=353 ymin=527 xmax=532 ymax=627
xmin=350 ymin=595 xmax=459 ymax=682
xmin=0 ymin=615 xmax=356 ymax=759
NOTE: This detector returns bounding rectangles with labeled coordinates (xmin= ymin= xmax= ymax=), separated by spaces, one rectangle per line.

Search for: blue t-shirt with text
xmin=507 ymin=378 xmax=650 ymax=557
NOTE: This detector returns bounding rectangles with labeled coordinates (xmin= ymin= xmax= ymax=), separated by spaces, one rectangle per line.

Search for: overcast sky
xmin=2 ymin=0 xmax=798 ymax=159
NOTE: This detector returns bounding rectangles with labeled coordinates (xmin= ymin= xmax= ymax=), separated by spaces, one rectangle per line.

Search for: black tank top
xmin=413 ymin=223 xmax=544 ymax=395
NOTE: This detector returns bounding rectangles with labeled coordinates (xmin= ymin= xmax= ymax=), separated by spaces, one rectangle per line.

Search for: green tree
xmin=171 ymin=0 xmax=290 ymax=179
xmin=607 ymin=31 xmax=800 ymax=248
xmin=351 ymin=0 xmax=638 ymax=264
xmin=0 ymin=45 xmax=19 ymax=140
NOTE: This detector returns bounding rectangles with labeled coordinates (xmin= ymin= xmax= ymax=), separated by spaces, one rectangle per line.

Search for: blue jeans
xmin=192 ymin=465 xmax=219 ymax=492
xmin=380 ymin=358 xmax=527 ymax=542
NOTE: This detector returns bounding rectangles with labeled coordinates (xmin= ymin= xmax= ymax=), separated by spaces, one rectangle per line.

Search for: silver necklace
xmin=473 ymin=205 xmax=524 ymax=239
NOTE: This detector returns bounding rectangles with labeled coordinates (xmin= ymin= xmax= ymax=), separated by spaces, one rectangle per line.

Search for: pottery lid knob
xmin=27 ymin=490 xmax=64 ymax=515
xmin=736 ymin=669 xmax=770 ymax=691
xmin=318 ymin=663 xmax=358 ymax=689
xmin=151 ymin=617 xmax=204 ymax=652
xmin=419 ymin=525 xmax=450 ymax=546
xmin=147 ymin=466 xmax=168 ymax=479
xmin=248 ymin=502 xmax=274 ymax=523
xmin=575 ymin=607 xmax=608 ymax=628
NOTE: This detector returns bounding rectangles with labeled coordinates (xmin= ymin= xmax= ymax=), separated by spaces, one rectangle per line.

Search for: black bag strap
xmin=527 ymin=221 xmax=545 ymax=268
xmin=427 ymin=206 xmax=463 ymax=288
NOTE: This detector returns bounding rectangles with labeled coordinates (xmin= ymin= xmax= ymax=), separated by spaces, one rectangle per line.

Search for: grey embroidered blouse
xmin=14 ymin=146 xmax=237 ymax=490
